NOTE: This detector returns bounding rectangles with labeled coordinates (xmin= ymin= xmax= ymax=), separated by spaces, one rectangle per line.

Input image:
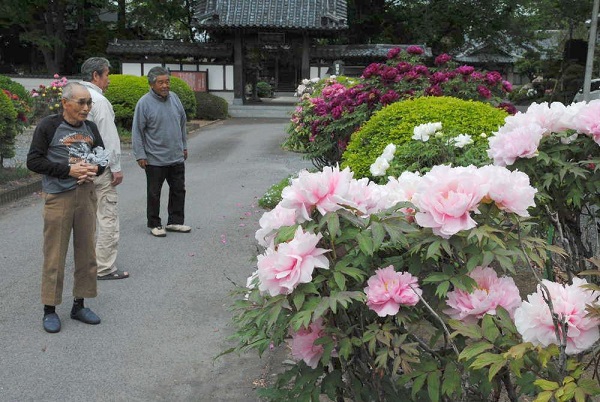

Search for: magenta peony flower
xmin=514 ymin=278 xmax=600 ymax=355
xmin=456 ymin=65 xmax=475 ymax=76
xmin=484 ymin=71 xmax=503 ymax=86
xmin=501 ymin=80 xmax=513 ymax=92
xmin=444 ymin=267 xmax=522 ymax=323
xmin=498 ymin=102 xmax=517 ymax=115
xmin=280 ymin=166 xmax=356 ymax=221
xmin=411 ymin=165 xmax=489 ymax=238
xmin=380 ymin=90 xmax=400 ymax=105
xmin=290 ymin=318 xmax=327 ymax=368
xmin=434 ymin=53 xmax=452 ymax=66
xmin=477 ymin=85 xmax=492 ymax=99
xmin=406 ymin=45 xmax=424 ymax=55
xmin=477 ymin=165 xmax=537 ymax=216
xmin=257 ymin=227 xmax=329 ymax=296
xmin=365 ymin=266 xmax=422 ymax=317
xmin=487 ymin=123 xmax=545 ymax=166
xmin=387 ymin=47 xmax=402 ymax=59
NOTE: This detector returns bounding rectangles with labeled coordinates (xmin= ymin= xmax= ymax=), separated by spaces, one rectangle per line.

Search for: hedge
xmin=0 ymin=89 xmax=18 ymax=162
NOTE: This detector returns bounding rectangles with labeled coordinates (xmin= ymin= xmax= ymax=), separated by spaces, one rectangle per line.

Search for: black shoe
xmin=70 ymin=308 xmax=101 ymax=325
xmin=43 ymin=313 xmax=61 ymax=333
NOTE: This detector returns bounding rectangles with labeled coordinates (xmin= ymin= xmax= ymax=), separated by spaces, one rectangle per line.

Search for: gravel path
xmin=2 ymin=127 xmax=34 ymax=168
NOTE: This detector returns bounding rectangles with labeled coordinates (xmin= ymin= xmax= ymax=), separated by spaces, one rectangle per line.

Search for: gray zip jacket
xmin=132 ymin=89 xmax=187 ymax=166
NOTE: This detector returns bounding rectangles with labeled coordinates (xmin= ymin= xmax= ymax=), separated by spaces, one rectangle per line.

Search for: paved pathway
xmin=0 ymin=118 xmax=311 ymax=401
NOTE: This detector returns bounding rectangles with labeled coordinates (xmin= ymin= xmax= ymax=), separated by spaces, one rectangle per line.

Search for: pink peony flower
xmin=514 ymin=278 xmax=600 ymax=355
xmin=487 ymin=123 xmax=545 ymax=166
xmin=411 ymin=165 xmax=489 ymax=238
xmin=290 ymin=318 xmax=327 ymax=368
xmin=387 ymin=47 xmax=402 ymax=59
xmin=444 ymin=266 xmax=522 ymax=323
xmin=571 ymin=99 xmax=600 ymax=144
xmin=477 ymin=85 xmax=492 ymax=99
xmin=477 ymin=165 xmax=537 ymax=216
xmin=255 ymin=204 xmax=298 ymax=247
xmin=434 ymin=53 xmax=452 ymax=66
xmin=280 ymin=166 xmax=355 ymax=221
xmin=257 ymin=227 xmax=329 ymax=296
xmin=456 ymin=65 xmax=475 ymax=76
xmin=406 ymin=45 xmax=424 ymax=55
xmin=365 ymin=266 xmax=422 ymax=317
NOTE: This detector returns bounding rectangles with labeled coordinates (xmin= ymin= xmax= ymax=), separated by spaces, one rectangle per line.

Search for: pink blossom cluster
xmin=411 ymin=165 xmax=536 ymax=238
xmin=444 ymin=266 xmax=522 ymax=323
xmin=257 ymin=226 xmax=329 ymax=296
xmin=364 ymin=266 xmax=422 ymax=316
xmin=514 ymin=278 xmax=600 ymax=354
xmin=488 ymin=100 xmax=600 ymax=166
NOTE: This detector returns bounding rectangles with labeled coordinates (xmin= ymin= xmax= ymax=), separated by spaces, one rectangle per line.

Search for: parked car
xmin=573 ymin=78 xmax=600 ymax=102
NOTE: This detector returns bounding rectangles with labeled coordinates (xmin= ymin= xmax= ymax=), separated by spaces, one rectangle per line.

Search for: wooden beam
xmin=301 ymin=32 xmax=310 ymax=81
xmin=233 ymin=30 xmax=245 ymax=104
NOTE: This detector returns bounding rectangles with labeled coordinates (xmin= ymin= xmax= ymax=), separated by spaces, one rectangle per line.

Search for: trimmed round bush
xmin=342 ymin=96 xmax=508 ymax=179
xmin=105 ymin=74 xmax=197 ymax=130
xmin=256 ymin=81 xmax=272 ymax=98
xmin=194 ymin=92 xmax=228 ymax=120
xmin=170 ymin=77 xmax=197 ymax=119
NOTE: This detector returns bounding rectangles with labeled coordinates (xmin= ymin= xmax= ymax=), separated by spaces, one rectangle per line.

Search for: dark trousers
xmin=145 ymin=163 xmax=186 ymax=228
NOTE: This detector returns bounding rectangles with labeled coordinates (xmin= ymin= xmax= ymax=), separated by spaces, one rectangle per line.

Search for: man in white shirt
xmin=81 ymin=57 xmax=129 ymax=280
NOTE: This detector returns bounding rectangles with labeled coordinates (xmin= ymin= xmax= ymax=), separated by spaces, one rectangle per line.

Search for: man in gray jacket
xmin=132 ymin=66 xmax=191 ymax=237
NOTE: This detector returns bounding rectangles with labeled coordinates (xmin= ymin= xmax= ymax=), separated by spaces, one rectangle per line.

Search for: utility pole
xmin=583 ymin=0 xmax=599 ymax=101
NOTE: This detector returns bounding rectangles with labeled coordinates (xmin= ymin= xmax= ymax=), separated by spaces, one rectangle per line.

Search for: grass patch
xmin=0 ymin=166 xmax=33 ymax=185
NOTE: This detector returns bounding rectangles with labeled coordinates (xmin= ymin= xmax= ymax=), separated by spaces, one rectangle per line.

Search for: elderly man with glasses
xmin=27 ymin=82 xmax=108 ymax=333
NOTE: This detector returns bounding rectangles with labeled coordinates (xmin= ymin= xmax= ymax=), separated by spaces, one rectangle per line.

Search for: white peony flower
xmin=452 ymin=134 xmax=474 ymax=148
xmin=412 ymin=122 xmax=443 ymax=142
xmin=370 ymin=156 xmax=390 ymax=177
xmin=381 ymin=143 xmax=396 ymax=162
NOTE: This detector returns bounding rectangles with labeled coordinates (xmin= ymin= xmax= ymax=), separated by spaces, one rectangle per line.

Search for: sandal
xmin=98 ymin=270 xmax=129 ymax=280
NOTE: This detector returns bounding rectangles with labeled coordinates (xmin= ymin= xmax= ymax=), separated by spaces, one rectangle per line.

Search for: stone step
xmin=228 ymin=104 xmax=295 ymax=119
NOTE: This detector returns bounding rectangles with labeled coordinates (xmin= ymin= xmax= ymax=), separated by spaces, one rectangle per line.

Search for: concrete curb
xmin=0 ymin=178 xmax=42 ymax=206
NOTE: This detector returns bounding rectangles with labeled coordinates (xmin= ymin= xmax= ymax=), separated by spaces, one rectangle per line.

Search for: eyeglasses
xmin=67 ymin=98 xmax=93 ymax=107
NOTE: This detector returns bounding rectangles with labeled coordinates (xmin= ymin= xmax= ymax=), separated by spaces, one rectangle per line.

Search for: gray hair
xmin=81 ymin=57 xmax=111 ymax=82
xmin=61 ymin=82 xmax=88 ymax=100
xmin=147 ymin=66 xmax=170 ymax=85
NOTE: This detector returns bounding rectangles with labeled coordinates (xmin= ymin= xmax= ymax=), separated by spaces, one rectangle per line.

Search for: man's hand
xmin=184 ymin=149 xmax=188 ymax=160
xmin=69 ymin=162 xmax=97 ymax=184
xmin=111 ymin=170 xmax=124 ymax=186
xmin=137 ymin=159 xmax=148 ymax=169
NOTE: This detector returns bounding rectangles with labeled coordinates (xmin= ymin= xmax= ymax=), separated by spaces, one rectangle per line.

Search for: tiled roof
xmin=106 ymin=40 xmax=232 ymax=57
xmin=312 ymin=44 xmax=432 ymax=60
xmin=194 ymin=0 xmax=347 ymax=30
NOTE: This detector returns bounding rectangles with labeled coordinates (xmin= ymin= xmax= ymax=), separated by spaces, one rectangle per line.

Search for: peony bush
xmin=285 ymin=47 xmax=515 ymax=169
xmin=227 ymin=159 xmax=600 ymax=401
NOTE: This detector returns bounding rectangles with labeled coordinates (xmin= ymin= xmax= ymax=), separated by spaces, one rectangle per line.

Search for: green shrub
xmin=342 ymin=96 xmax=508 ymax=179
xmin=170 ymin=76 xmax=197 ymax=119
xmin=258 ymin=175 xmax=293 ymax=209
xmin=105 ymin=74 xmax=197 ymax=130
xmin=194 ymin=92 xmax=228 ymax=120
xmin=256 ymin=81 xmax=272 ymax=98
xmin=0 ymin=75 xmax=34 ymax=128
xmin=0 ymin=89 xmax=18 ymax=164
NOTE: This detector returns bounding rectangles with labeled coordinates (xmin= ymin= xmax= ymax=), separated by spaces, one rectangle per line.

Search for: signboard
xmin=171 ymin=71 xmax=208 ymax=92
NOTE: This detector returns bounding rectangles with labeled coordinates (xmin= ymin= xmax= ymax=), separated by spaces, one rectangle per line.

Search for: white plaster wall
xmin=121 ymin=63 xmax=143 ymax=76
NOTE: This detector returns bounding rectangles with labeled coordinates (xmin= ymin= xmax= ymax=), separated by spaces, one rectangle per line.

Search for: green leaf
xmin=334 ymin=265 xmax=366 ymax=281
xmin=488 ymin=360 xmax=505 ymax=382
xmin=534 ymin=379 xmax=559 ymax=391
xmin=426 ymin=240 xmax=441 ymax=260
xmin=356 ymin=232 xmax=374 ymax=256
xmin=482 ymin=315 xmax=500 ymax=342
xmin=449 ymin=319 xmax=482 ymax=339
xmin=441 ymin=362 xmax=460 ymax=396
xmin=293 ymin=292 xmax=305 ymax=310
xmin=533 ymin=390 xmax=554 ymax=402
xmin=371 ymin=221 xmax=386 ymax=250
xmin=411 ymin=374 xmax=427 ymax=400
xmin=274 ymin=224 xmax=299 ymax=244
xmin=427 ymin=371 xmax=441 ymax=402
xmin=458 ymin=341 xmax=494 ymax=362
xmin=333 ymin=271 xmax=346 ymax=291
xmin=313 ymin=297 xmax=330 ymax=319
xmin=470 ymin=352 xmax=505 ymax=370
xmin=435 ymin=281 xmax=451 ymax=298
xmin=423 ymin=273 xmax=451 ymax=283
xmin=326 ymin=212 xmax=340 ymax=240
